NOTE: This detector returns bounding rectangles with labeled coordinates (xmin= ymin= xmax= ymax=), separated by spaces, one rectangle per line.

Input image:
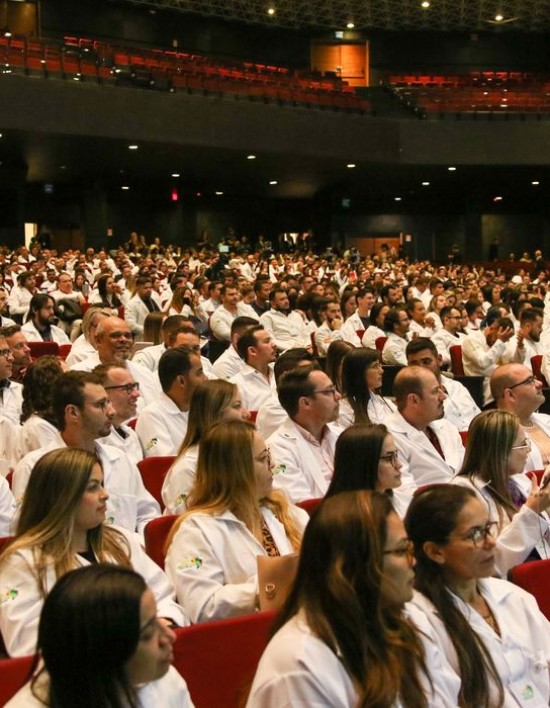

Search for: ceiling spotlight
xmin=493 ymin=196 xmax=503 ymax=202
xmin=421 ymin=1 xmax=430 ymax=8
xmin=128 ymin=145 xmax=138 ymax=150
xmin=422 ymin=181 xmax=430 ymax=186
xmin=247 ymin=154 xmax=256 ymax=160
xmin=171 ymin=173 xmax=180 ymax=178
xmin=267 ymin=6 xmax=275 ymax=15
xmin=60 ymin=165 xmax=67 ymax=170
xmin=215 ymin=191 xmax=224 ymax=196
xmin=4 ymin=32 xmax=11 ymax=38
xmin=394 ymin=197 xmax=402 ymax=202
xmin=121 ymin=186 xmax=130 ymax=190
xmin=347 ymin=163 xmax=356 ymax=169
xmin=448 ymin=166 xmax=457 ymax=171
xmin=269 ymin=180 xmax=278 ymax=185
xmin=495 ymin=13 xmax=504 ymax=22
xmin=346 ymin=22 xmax=355 ymax=29
xmin=532 ymin=181 xmax=540 ymax=186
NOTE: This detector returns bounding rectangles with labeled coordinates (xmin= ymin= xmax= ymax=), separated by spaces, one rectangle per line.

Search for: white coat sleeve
xmin=11 ymin=456 xmax=34 ymax=503
xmin=0 ymin=551 xmax=42 ymax=657
xmin=0 ymin=475 xmax=15 ymax=536
xmin=125 ymin=301 xmax=144 ymax=336
xmin=494 ymin=505 xmax=550 ymax=576
xmin=209 ymin=309 xmax=232 ymax=341
xmin=165 ymin=519 xmax=258 ymax=624
xmin=161 ymin=455 xmax=196 ymax=516
xmin=269 ymin=441 xmax=320 ymax=504
xmin=462 ymin=336 xmax=506 ymax=372
xmin=136 ymin=410 xmax=178 ymax=458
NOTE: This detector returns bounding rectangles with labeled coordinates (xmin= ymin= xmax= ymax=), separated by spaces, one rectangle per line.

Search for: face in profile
xmin=379 ymin=512 xmax=415 ymax=607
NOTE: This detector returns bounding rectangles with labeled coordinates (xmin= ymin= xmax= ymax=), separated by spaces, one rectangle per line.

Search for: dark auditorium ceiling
xmin=117 ymin=0 xmax=550 ymax=32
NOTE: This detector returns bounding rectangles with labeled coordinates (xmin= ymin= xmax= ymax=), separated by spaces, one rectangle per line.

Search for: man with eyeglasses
xmin=70 ymin=316 xmax=160 ymax=411
xmin=431 ymin=306 xmax=466 ymax=367
xmin=12 ymin=371 xmax=160 ymax=538
xmin=94 ymin=363 xmax=143 ymax=465
xmin=492 ymin=363 xmax=550 ymax=473
xmin=0 ymin=333 xmax=23 ymax=427
xmin=267 ymin=364 xmax=342 ymax=503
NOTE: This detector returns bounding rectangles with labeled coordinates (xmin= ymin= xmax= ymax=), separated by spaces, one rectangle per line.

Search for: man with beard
xmin=230 ymin=325 xmax=277 ymax=412
xmin=21 ymin=294 xmax=70 ymax=344
xmin=505 ymin=308 xmax=544 ymax=372
xmin=70 ymin=316 xmax=160 ymax=410
xmin=385 ymin=366 xmax=464 ymax=499
xmin=260 ymin=288 xmax=311 ymax=352
xmin=1 ymin=324 xmax=31 ymax=383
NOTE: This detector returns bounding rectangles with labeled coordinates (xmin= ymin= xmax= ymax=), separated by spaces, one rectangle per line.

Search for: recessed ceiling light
xmin=247 ymin=154 xmax=256 ymax=160
xmin=421 ymin=1 xmax=430 ymax=8
xmin=4 ymin=32 xmax=11 ymax=38
xmin=121 ymin=186 xmax=130 ymax=190
xmin=394 ymin=197 xmax=402 ymax=202
xmin=422 ymin=181 xmax=430 ymax=186
xmin=493 ymin=196 xmax=503 ymax=202
xmin=60 ymin=165 xmax=67 ymax=170
xmin=532 ymin=181 xmax=540 ymax=186
xmin=269 ymin=180 xmax=278 ymax=185
xmin=347 ymin=163 xmax=356 ymax=168
xmin=495 ymin=13 xmax=504 ymax=22
xmin=267 ymin=7 xmax=275 ymax=15
xmin=448 ymin=166 xmax=457 ymax=171
xmin=128 ymin=145 xmax=139 ymax=150
xmin=346 ymin=22 xmax=355 ymax=29
xmin=171 ymin=173 xmax=180 ymax=178
xmin=215 ymin=191 xmax=224 ymax=196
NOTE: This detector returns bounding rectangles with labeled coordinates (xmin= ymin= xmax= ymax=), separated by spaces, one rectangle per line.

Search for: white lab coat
xmin=451 ymin=474 xmax=550 ymax=576
xmin=161 ymin=445 xmax=199 ymax=515
xmin=132 ymin=342 xmax=166 ymax=371
xmin=135 ymin=392 xmax=188 ymax=458
xmin=267 ymin=419 xmax=341 ymax=503
xmin=462 ymin=331 xmax=508 ymax=404
xmin=210 ymin=304 xmax=257 ymax=342
xmin=259 ymin=309 xmax=311 ymax=352
xmin=165 ymin=505 xmax=308 ymax=624
xmin=337 ymin=394 xmax=397 ymax=428
xmin=314 ymin=321 xmax=343 ymax=357
xmin=211 ymin=344 xmax=243 ymax=380
xmin=13 ymin=415 xmax=61 ymax=464
xmin=524 ymin=413 xmax=550 ymax=472
xmin=361 ymin=325 xmax=385 ymax=350
xmin=247 ymin=607 xmax=460 ymax=708
xmin=382 ymin=333 xmax=408 ymax=366
xmin=12 ymin=441 xmax=160 ymax=535
xmin=441 ymin=377 xmax=480 ymax=432
xmin=0 ymin=415 xmax=18 ymax=475
xmin=0 ymin=381 xmax=23 ymax=427
xmin=230 ymin=363 xmax=277 ymax=412
xmin=125 ymin=295 xmax=160 ymax=337
xmin=340 ymin=311 xmax=366 ymax=347
xmin=0 ymin=525 xmax=187 ymax=657
xmin=431 ymin=329 xmax=466 ymax=367
xmin=384 ymin=411 xmax=465 ymax=493
xmin=8 ymin=287 xmax=33 ymax=318
xmin=98 ymin=423 xmax=144 ymax=466
xmin=6 ymin=666 xmax=194 ymax=708
xmin=411 ymin=581 xmax=550 ymax=707
xmin=65 ymin=333 xmax=95 ymax=366
xmin=21 ymin=320 xmax=70 ymax=345
xmin=0 ymin=474 xmax=15 ymax=535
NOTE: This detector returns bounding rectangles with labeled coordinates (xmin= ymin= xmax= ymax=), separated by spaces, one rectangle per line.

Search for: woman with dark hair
xmin=165 ymin=420 xmax=307 ymax=624
xmin=452 ymin=409 xmax=550 ymax=575
xmin=406 ymin=484 xmax=550 ymax=707
xmin=338 ymin=346 xmax=396 ymax=427
xmin=89 ymin=273 xmax=123 ymax=311
xmin=0 ymin=448 xmax=186 ymax=657
xmin=326 ymin=424 xmax=409 ymax=516
xmin=325 ymin=340 xmax=354 ymax=395
xmin=361 ymin=302 xmax=390 ymax=349
xmin=6 ymin=565 xmax=193 ymax=707
xmin=14 ymin=356 xmax=65 ymax=462
xmin=340 ymin=289 xmax=357 ymax=320
xmin=247 ymin=491 xmax=459 ymax=706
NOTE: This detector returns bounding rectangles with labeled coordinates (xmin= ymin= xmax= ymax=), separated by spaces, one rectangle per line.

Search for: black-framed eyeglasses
xmin=311 ymin=386 xmax=338 ymax=398
xmin=507 ymin=375 xmax=536 ymax=390
xmin=104 ymin=382 xmax=140 ymax=394
xmin=380 ymin=450 xmax=399 ymax=466
xmin=452 ymin=521 xmax=498 ymax=547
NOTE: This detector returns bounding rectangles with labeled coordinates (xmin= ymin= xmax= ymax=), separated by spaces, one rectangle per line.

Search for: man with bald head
xmin=492 ymin=363 xmax=549 ymax=471
xmin=69 ymin=316 xmax=160 ymax=408
xmin=384 ymin=366 xmax=465 ymax=498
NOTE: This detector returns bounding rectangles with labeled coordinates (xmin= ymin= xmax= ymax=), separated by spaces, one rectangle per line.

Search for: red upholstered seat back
xmin=137 ymin=455 xmax=175 ymax=510
xmin=510 ymin=558 xmax=550 ymax=621
xmin=144 ymin=515 xmax=178 ymax=570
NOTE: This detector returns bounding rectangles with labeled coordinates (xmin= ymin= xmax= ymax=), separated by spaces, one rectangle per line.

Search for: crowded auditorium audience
xmin=2 ymin=233 xmax=550 ymax=704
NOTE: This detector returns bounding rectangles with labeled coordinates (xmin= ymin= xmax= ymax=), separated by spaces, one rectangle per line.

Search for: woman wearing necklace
xmin=406 ymin=484 xmax=550 ymax=708
xmin=452 ymin=410 xmax=550 ymax=576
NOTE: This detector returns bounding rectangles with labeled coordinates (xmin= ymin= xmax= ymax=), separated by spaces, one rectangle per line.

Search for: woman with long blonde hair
xmin=165 ymin=420 xmax=308 ymax=624
xmin=452 ymin=409 xmax=550 ymax=575
xmin=161 ymin=379 xmax=249 ymax=514
xmin=0 ymin=448 xmax=186 ymax=657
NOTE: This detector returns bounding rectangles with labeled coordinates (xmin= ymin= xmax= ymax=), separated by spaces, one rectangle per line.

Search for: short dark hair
xmin=405 ymin=337 xmax=438 ymax=358
xmin=464 ymin=300 xmax=480 ymax=317
xmin=230 ymin=316 xmax=258 ymax=338
xmin=236 ymin=325 xmax=264 ymax=362
xmin=52 ymin=371 xmax=103 ymax=431
xmin=135 ymin=275 xmax=151 ymax=288
xmin=274 ymin=348 xmax=316 ymax=385
xmin=161 ymin=314 xmax=189 ymax=335
xmin=268 ymin=287 xmax=286 ymax=303
xmin=254 ymin=278 xmax=270 ymax=295
xmin=520 ymin=307 xmax=543 ymax=325
xmin=277 ymin=364 xmax=317 ymax=418
xmin=158 ymin=345 xmax=195 ymax=392
xmin=167 ymin=323 xmax=197 ymax=347
xmin=383 ymin=306 xmax=407 ymax=333
xmin=0 ymin=323 xmax=22 ymax=338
